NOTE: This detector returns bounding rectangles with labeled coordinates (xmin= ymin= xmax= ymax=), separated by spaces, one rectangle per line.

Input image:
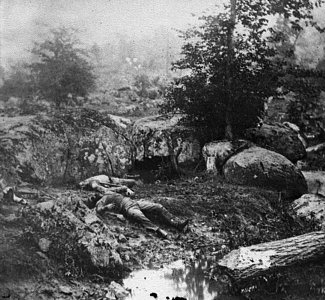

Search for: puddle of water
xmin=123 ymin=256 xmax=325 ymax=300
xmin=123 ymin=258 xmax=241 ymax=300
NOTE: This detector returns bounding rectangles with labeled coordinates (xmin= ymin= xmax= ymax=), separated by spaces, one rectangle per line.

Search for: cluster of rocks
xmin=0 ymin=110 xmax=201 ymax=187
xmin=203 ymin=122 xmax=308 ymax=199
xmin=28 ymin=194 xmax=127 ymax=277
xmin=0 ymin=109 xmax=317 ymax=201
xmin=201 ymin=121 xmax=325 ymax=232
xmin=0 ymin=109 xmax=134 ymax=186
xmin=0 ymin=280 xmax=130 ymax=300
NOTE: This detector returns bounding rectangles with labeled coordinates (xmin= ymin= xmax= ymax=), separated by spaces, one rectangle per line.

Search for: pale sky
xmin=0 ymin=0 xmax=221 ymax=67
xmin=1 ymin=1 xmax=324 ymax=68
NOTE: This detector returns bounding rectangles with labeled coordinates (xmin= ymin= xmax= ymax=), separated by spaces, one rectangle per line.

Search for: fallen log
xmin=217 ymin=231 xmax=325 ymax=283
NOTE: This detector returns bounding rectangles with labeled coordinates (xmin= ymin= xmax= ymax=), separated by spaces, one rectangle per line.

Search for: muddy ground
xmin=0 ymin=173 xmax=323 ymax=299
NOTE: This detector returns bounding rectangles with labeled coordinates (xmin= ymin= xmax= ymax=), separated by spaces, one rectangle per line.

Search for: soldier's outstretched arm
xmin=96 ymin=195 xmax=115 ymax=213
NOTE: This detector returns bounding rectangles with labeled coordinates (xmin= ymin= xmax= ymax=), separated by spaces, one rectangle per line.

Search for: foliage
xmin=268 ymin=15 xmax=325 ymax=138
xmin=30 ymin=27 xmax=96 ymax=108
xmin=0 ymin=62 xmax=35 ymax=101
xmin=133 ymin=73 xmax=166 ymax=99
xmin=285 ymin=73 xmax=325 ymax=134
xmin=134 ymin=73 xmax=152 ymax=97
xmin=163 ymin=0 xmax=324 ymax=143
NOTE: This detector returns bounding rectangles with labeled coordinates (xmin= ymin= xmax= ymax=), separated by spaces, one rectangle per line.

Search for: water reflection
xmin=124 ymin=257 xmax=243 ymax=300
xmin=124 ymin=256 xmax=325 ymax=300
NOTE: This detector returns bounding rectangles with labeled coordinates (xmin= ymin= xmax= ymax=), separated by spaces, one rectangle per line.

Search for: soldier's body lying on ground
xmin=79 ymin=175 xmax=136 ymax=196
xmin=80 ymin=175 xmax=189 ymax=239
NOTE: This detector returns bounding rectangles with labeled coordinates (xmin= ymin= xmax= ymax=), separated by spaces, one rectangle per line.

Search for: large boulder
xmin=302 ymin=171 xmax=325 ymax=197
xmin=202 ymin=140 xmax=252 ymax=172
xmin=132 ymin=115 xmax=200 ymax=164
xmin=223 ymin=147 xmax=308 ymax=199
xmin=245 ymin=123 xmax=306 ymax=163
xmin=0 ymin=109 xmax=133 ymax=186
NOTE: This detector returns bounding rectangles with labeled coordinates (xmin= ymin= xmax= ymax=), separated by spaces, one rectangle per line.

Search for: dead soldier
xmin=79 ymin=175 xmax=189 ymax=239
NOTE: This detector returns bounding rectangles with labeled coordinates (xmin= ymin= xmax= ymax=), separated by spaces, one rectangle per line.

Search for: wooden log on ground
xmin=217 ymin=231 xmax=325 ymax=283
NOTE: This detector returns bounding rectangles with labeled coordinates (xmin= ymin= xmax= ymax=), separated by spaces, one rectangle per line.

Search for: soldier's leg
xmin=126 ymin=206 xmax=159 ymax=232
xmin=137 ymin=200 xmax=189 ymax=231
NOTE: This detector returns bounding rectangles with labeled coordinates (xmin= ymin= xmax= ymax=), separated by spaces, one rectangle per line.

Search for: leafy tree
xmin=30 ymin=27 xmax=96 ymax=108
xmin=163 ymin=0 xmax=324 ymax=143
xmin=0 ymin=62 xmax=35 ymax=101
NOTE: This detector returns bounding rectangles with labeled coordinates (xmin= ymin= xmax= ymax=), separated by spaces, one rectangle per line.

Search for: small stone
xmin=117 ymin=215 xmax=126 ymax=222
xmin=109 ymin=281 xmax=129 ymax=299
xmin=124 ymin=254 xmax=130 ymax=261
xmin=105 ymin=290 xmax=116 ymax=300
xmin=38 ymin=238 xmax=51 ymax=253
xmin=59 ymin=285 xmax=72 ymax=295
xmin=36 ymin=200 xmax=55 ymax=211
xmin=118 ymin=234 xmax=127 ymax=243
xmin=84 ymin=213 xmax=100 ymax=225
xmin=111 ymin=250 xmax=123 ymax=266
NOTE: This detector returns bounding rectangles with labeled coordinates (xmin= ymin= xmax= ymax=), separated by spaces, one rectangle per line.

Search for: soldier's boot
xmin=175 ymin=219 xmax=190 ymax=232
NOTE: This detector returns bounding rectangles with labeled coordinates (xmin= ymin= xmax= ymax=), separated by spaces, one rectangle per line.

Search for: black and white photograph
xmin=1 ymin=0 xmax=325 ymax=299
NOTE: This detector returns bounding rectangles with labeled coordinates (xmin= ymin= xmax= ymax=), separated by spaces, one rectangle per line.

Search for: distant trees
xmin=163 ymin=0 xmax=325 ymax=143
xmin=0 ymin=62 xmax=34 ymax=100
xmin=30 ymin=27 xmax=96 ymax=107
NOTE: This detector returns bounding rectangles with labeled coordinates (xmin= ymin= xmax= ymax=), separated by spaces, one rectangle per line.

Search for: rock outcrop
xmin=245 ymin=123 xmax=306 ymax=163
xmin=0 ymin=109 xmax=133 ymax=186
xmin=302 ymin=171 xmax=325 ymax=197
xmin=292 ymin=193 xmax=325 ymax=227
xmin=26 ymin=195 xmax=125 ymax=276
xmin=223 ymin=147 xmax=308 ymax=199
xmin=132 ymin=114 xmax=200 ymax=165
xmin=202 ymin=140 xmax=252 ymax=172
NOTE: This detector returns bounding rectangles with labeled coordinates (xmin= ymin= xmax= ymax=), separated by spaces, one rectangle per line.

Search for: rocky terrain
xmin=1 ymin=171 xmax=322 ymax=299
xmin=1 ymin=109 xmax=325 ymax=299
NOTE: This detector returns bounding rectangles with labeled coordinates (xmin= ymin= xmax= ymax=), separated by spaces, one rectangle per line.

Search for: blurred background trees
xmin=0 ymin=1 xmax=325 ymax=136
xmin=30 ymin=27 xmax=96 ymax=108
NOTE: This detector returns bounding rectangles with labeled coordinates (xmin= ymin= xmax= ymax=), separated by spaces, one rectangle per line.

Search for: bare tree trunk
xmin=170 ymin=145 xmax=183 ymax=176
xmin=217 ymin=231 xmax=325 ymax=283
xmin=225 ymin=0 xmax=237 ymax=140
